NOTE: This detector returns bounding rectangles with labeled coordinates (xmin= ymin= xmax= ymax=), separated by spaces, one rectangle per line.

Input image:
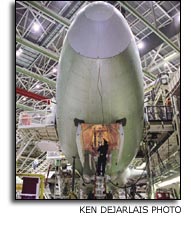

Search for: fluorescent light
xmin=137 ymin=41 xmax=144 ymax=49
xmin=16 ymin=48 xmax=23 ymax=57
xmin=32 ymin=22 xmax=40 ymax=32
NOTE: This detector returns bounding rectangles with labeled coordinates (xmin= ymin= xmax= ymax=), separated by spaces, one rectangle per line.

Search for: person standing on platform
xmin=97 ymin=139 xmax=108 ymax=176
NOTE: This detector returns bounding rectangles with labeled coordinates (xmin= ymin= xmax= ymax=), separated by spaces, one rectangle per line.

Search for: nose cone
xmin=85 ymin=2 xmax=113 ymax=21
xmin=67 ymin=2 xmax=133 ymax=59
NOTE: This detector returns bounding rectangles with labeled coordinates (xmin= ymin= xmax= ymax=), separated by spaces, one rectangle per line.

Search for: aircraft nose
xmin=85 ymin=1 xmax=114 ymax=22
xmin=67 ymin=2 xmax=133 ymax=59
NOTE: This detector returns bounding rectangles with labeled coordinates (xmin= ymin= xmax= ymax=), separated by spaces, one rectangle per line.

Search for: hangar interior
xmin=16 ymin=1 xmax=180 ymax=199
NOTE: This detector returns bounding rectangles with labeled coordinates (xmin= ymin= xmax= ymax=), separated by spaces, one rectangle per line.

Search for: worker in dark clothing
xmin=106 ymin=191 xmax=113 ymax=199
xmin=97 ymin=139 xmax=108 ymax=176
xmin=87 ymin=191 xmax=95 ymax=199
xmin=130 ymin=184 xmax=136 ymax=199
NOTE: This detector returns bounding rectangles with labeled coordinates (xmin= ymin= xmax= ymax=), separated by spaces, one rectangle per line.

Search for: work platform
xmin=18 ymin=110 xmax=58 ymax=141
xmin=16 ymin=109 xmax=59 ymax=174
xmin=145 ymin=105 xmax=174 ymax=134
xmin=146 ymin=122 xmax=173 ymax=133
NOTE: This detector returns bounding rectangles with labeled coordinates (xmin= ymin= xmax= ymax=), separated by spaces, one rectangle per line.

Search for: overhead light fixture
xmin=164 ymin=62 xmax=168 ymax=67
xmin=137 ymin=41 xmax=144 ymax=49
xmin=32 ymin=22 xmax=40 ymax=32
xmin=16 ymin=48 xmax=23 ymax=57
xmin=36 ymin=84 xmax=40 ymax=89
xmin=22 ymin=97 xmax=26 ymax=101
xmin=52 ymin=67 xmax=57 ymax=73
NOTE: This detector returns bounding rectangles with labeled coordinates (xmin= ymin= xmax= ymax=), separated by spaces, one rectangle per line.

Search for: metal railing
xmin=145 ymin=106 xmax=173 ymax=122
xmin=18 ymin=110 xmax=55 ymax=128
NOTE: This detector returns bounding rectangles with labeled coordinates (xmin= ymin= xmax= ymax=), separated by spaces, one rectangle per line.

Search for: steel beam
xmin=25 ymin=1 xmax=70 ymax=27
xmin=18 ymin=1 xmax=56 ymax=24
xmin=142 ymin=70 xmax=155 ymax=81
xmin=16 ymin=103 xmax=34 ymax=111
xmin=16 ymin=35 xmax=59 ymax=62
xmin=118 ymin=1 xmax=180 ymax=53
xmin=19 ymin=144 xmax=38 ymax=170
xmin=148 ymin=53 xmax=179 ymax=72
xmin=16 ymin=87 xmax=51 ymax=103
xmin=16 ymin=136 xmax=34 ymax=160
xmin=16 ymin=65 xmax=56 ymax=87
xmin=147 ymin=44 xmax=163 ymax=68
